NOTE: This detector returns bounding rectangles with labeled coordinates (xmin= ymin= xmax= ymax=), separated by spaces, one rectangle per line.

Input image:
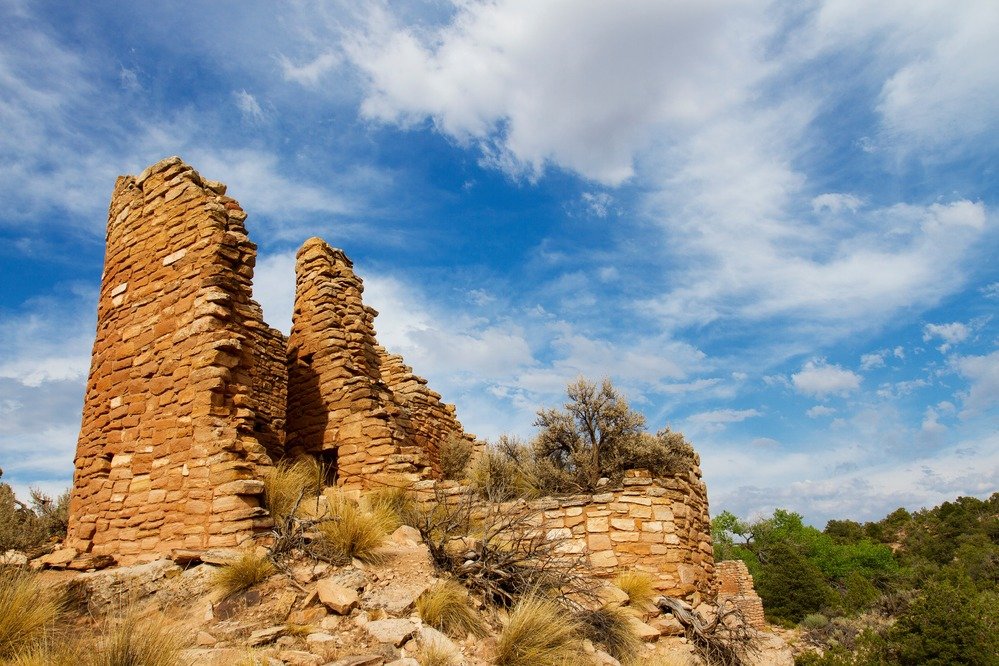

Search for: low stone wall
xmin=411 ymin=468 xmax=715 ymax=602
xmin=529 ymin=469 xmax=715 ymax=600
xmin=715 ymin=559 xmax=767 ymax=628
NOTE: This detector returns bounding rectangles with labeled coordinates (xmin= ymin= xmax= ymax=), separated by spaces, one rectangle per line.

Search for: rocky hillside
xmin=15 ymin=521 xmax=793 ymax=666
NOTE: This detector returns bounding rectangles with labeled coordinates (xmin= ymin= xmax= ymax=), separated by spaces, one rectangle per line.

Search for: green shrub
xmin=0 ymin=479 xmax=69 ymax=554
xmin=438 ymin=436 xmax=474 ymax=481
xmin=841 ymin=570 xmax=879 ymax=613
xmin=757 ymin=543 xmax=836 ymax=624
xmin=801 ymin=613 xmax=829 ymax=630
xmin=882 ymin=578 xmax=998 ymax=666
xmin=468 ymin=439 xmax=539 ymax=501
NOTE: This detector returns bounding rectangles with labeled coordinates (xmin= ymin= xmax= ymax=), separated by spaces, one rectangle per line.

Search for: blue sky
xmin=1 ymin=0 xmax=996 ymax=526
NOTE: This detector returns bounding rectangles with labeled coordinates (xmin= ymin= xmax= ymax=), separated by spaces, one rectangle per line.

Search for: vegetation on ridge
xmin=713 ymin=492 xmax=999 ymax=665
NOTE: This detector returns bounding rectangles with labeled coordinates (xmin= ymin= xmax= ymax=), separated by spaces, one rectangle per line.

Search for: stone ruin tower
xmin=65 ymin=157 xmax=476 ymax=564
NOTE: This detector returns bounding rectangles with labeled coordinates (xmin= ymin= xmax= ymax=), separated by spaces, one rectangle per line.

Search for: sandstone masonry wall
xmin=411 ymin=468 xmax=716 ymax=602
xmin=377 ymin=350 xmax=477 ymax=478
xmin=285 ymin=238 xmax=470 ymax=489
xmin=65 ymin=156 xmax=714 ymax=583
xmin=715 ymin=559 xmax=767 ymax=628
xmin=527 ymin=469 xmax=715 ymax=600
xmin=66 ymin=157 xmax=283 ymax=564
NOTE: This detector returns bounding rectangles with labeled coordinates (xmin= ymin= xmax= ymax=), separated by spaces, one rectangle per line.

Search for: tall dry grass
xmin=264 ymin=458 xmax=322 ymax=521
xmin=212 ymin=551 xmax=276 ymax=598
xmin=314 ymin=490 xmax=393 ymax=564
xmin=577 ymin=603 xmax=643 ymax=664
xmin=363 ymin=485 xmax=418 ymax=529
xmin=89 ymin=608 xmax=186 ymax=666
xmin=416 ymin=580 xmax=485 ymax=638
xmin=494 ymin=594 xmax=580 ymax=666
xmin=0 ymin=568 xmax=62 ymax=660
xmin=614 ymin=570 xmax=656 ymax=612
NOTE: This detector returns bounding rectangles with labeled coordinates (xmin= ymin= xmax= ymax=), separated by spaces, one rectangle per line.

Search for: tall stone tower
xmin=65 ymin=157 xmax=287 ymax=563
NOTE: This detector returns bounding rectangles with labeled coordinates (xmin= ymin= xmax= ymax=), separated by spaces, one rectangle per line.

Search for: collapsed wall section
xmin=715 ymin=559 xmax=767 ymax=628
xmin=286 ymin=239 xmax=426 ymax=488
xmin=378 ymin=350 xmax=477 ymax=477
xmin=65 ymin=157 xmax=286 ymax=564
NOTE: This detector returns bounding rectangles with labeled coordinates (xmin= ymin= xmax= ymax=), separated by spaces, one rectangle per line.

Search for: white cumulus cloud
xmin=792 ymin=360 xmax=861 ymax=398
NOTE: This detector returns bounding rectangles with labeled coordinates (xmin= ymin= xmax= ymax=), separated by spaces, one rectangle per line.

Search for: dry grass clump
xmin=364 ymin=485 xmax=418 ymax=528
xmin=0 ymin=568 xmax=62 ymax=660
xmin=89 ymin=609 xmax=187 ymax=666
xmin=577 ymin=603 xmax=643 ymax=664
xmin=494 ymin=594 xmax=580 ymax=666
xmin=264 ymin=458 xmax=322 ymax=521
xmin=314 ymin=490 xmax=393 ymax=564
xmin=417 ymin=637 xmax=460 ymax=666
xmin=416 ymin=580 xmax=485 ymax=638
xmin=4 ymin=643 xmax=80 ymax=666
xmin=614 ymin=570 xmax=656 ymax=612
xmin=213 ymin=551 xmax=276 ymax=598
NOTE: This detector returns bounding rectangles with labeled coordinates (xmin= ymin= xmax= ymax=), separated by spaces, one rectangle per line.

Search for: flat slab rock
xmin=328 ymin=656 xmax=385 ymax=666
xmin=316 ymin=578 xmax=360 ymax=614
xmin=362 ymin=618 xmax=419 ymax=646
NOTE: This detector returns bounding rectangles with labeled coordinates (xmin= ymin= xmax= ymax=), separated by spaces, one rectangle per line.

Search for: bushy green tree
xmin=533 ymin=377 xmax=694 ymax=491
xmin=757 ymin=542 xmax=837 ymax=624
xmin=882 ymin=577 xmax=998 ymax=666
xmin=0 ymin=469 xmax=69 ymax=553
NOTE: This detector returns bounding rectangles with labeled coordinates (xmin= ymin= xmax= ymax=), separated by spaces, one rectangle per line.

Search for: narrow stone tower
xmin=65 ymin=157 xmax=287 ymax=563
xmin=285 ymin=239 xmax=429 ymax=488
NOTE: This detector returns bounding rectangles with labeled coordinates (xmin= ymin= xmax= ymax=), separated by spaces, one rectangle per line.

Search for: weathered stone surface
xmin=390 ymin=525 xmax=422 ymax=545
xmin=248 ymin=625 xmax=287 ymax=646
xmin=30 ymin=547 xmax=76 ymax=569
xmin=329 ymin=656 xmax=384 ymax=666
xmin=0 ymin=550 xmax=28 ymax=566
xmin=362 ymin=618 xmax=419 ymax=646
xmin=650 ymin=614 xmax=685 ymax=636
xmin=628 ymin=616 xmax=661 ymax=642
xmin=277 ymin=649 xmax=323 ymax=666
xmin=74 ymin=558 xmax=181 ymax=611
xmin=316 ymin=578 xmax=359 ymax=614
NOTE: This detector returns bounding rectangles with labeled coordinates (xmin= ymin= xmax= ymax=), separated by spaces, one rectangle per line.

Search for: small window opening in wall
xmin=319 ymin=449 xmax=338 ymax=487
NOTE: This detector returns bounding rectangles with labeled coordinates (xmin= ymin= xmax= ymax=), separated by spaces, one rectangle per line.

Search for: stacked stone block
xmin=526 ymin=469 xmax=715 ymax=600
xmin=65 ymin=157 xmax=284 ymax=564
xmin=410 ymin=468 xmax=716 ymax=602
xmin=715 ymin=559 xmax=767 ymax=628
xmin=377 ymin=350 xmax=478 ymax=478
xmin=286 ymin=238 xmax=465 ymax=489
